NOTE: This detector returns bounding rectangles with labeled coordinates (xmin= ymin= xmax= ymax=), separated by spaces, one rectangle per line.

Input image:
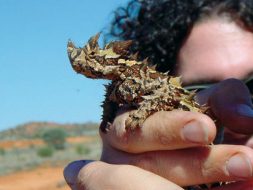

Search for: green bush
xmin=75 ymin=145 xmax=91 ymax=155
xmin=0 ymin=148 xmax=5 ymax=156
xmin=37 ymin=147 xmax=53 ymax=157
xmin=40 ymin=128 xmax=66 ymax=150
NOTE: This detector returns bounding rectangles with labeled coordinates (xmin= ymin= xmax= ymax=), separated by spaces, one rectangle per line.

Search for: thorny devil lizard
xmin=67 ymin=32 xmax=208 ymax=133
xmin=67 ymin=32 xmax=228 ymax=189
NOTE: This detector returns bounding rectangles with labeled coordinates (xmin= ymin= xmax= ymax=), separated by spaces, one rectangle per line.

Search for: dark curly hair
xmin=105 ymin=0 xmax=253 ymax=73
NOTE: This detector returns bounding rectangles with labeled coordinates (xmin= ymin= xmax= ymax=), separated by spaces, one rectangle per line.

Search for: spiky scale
xmin=131 ymin=52 xmax=139 ymax=60
xmin=150 ymin=64 xmax=157 ymax=71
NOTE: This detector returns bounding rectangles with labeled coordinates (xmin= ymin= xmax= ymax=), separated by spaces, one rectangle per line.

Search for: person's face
xmin=174 ymin=18 xmax=253 ymax=85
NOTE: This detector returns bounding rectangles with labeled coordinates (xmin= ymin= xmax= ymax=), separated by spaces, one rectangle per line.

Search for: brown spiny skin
xmin=67 ymin=32 xmax=207 ymax=133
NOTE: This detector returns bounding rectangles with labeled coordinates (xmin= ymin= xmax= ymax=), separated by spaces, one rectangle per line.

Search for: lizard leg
xmin=124 ymin=85 xmax=176 ymax=132
xmin=125 ymin=99 xmax=156 ymax=132
xmin=100 ymin=84 xmax=119 ymax=133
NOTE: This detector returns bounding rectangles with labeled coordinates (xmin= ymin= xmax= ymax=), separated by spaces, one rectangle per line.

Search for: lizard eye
xmin=89 ymin=51 xmax=96 ymax=58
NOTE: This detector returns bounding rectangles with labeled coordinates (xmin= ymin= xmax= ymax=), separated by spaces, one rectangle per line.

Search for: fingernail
xmin=226 ymin=153 xmax=252 ymax=178
xmin=236 ymin=104 xmax=253 ymax=118
xmin=63 ymin=160 xmax=86 ymax=185
xmin=182 ymin=120 xmax=208 ymax=143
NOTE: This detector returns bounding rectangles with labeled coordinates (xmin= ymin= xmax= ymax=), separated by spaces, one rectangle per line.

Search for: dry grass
xmin=0 ymin=137 xmax=102 ymax=176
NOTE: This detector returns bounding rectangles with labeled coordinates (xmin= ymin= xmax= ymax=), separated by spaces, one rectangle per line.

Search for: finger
xmin=101 ymin=108 xmax=216 ymax=153
xmin=123 ymin=145 xmax=253 ymax=187
xmin=64 ymin=160 xmax=183 ymax=190
xmin=101 ymin=144 xmax=253 ymax=186
xmin=195 ymin=78 xmax=253 ymax=134
xmin=64 ymin=160 xmax=88 ymax=189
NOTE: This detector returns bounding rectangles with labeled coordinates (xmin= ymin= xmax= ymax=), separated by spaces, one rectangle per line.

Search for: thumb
xmin=64 ymin=160 xmax=183 ymax=190
xmin=196 ymin=78 xmax=253 ymax=134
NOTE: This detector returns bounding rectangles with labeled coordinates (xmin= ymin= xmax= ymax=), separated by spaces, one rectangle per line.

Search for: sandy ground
xmin=0 ymin=136 xmax=99 ymax=149
xmin=0 ymin=139 xmax=44 ymax=149
xmin=0 ymin=136 xmax=100 ymax=189
xmin=0 ymin=167 xmax=70 ymax=190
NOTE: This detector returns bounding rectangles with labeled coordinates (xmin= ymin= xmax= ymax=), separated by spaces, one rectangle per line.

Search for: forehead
xmin=176 ymin=19 xmax=253 ymax=85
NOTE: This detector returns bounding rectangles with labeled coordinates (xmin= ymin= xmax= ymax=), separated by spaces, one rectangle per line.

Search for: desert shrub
xmin=76 ymin=145 xmax=91 ymax=155
xmin=40 ymin=128 xmax=66 ymax=150
xmin=37 ymin=147 xmax=53 ymax=157
xmin=0 ymin=148 xmax=5 ymax=156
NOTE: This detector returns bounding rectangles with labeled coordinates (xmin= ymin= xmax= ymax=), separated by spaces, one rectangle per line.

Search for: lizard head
xmin=67 ymin=32 xmax=104 ymax=79
xmin=67 ymin=32 xmax=133 ymax=80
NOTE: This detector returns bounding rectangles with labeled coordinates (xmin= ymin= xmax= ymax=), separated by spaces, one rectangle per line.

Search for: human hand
xmin=64 ymin=78 xmax=253 ymax=189
xmin=64 ymin=160 xmax=253 ymax=190
xmin=97 ymin=102 xmax=253 ymax=186
xmin=195 ymin=78 xmax=253 ymax=145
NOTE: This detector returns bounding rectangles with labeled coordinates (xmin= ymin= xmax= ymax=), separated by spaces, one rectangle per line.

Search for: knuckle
xmin=76 ymin=161 xmax=99 ymax=189
xmin=131 ymin=152 xmax=157 ymax=173
xmin=113 ymin=122 xmax=134 ymax=152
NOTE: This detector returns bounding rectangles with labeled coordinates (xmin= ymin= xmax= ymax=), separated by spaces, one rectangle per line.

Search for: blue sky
xmin=0 ymin=0 xmax=131 ymax=131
